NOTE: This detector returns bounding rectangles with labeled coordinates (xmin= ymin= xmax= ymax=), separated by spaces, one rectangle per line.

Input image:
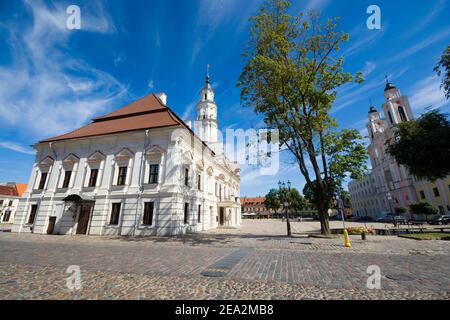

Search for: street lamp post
xmin=335 ymin=195 xmax=346 ymax=230
xmin=279 ymin=180 xmax=292 ymax=237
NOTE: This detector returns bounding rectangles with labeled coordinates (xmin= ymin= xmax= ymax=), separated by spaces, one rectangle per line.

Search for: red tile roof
xmin=38 ymin=93 xmax=215 ymax=158
xmin=241 ymin=197 xmax=266 ymax=206
xmin=93 ymin=94 xmax=166 ymax=120
xmin=15 ymin=183 xmax=27 ymax=197
xmin=0 ymin=185 xmax=18 ymax=196
xmin=39 ymin=94 xmax=200 ymax=145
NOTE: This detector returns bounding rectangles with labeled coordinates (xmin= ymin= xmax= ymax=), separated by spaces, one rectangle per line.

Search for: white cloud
xmin=409 ymin=75 xmax=448 ymax=112
xmin=343 ymin=24 xmax=388 ymax=58
xmin=303 ymin=0 xmax=330 ymax=11
xmin=113 ymin=52 xmax=126 ymax=66
xmin=147 ymin=79 xmax=154 ymax=89
xmin=0 ymin=0 xmax=127 ymax=139
xmin=362 ymin=61 xmax=376 ymax=77
xmin=190 ymin=0 xmax=260 ymax=64
xmin=0 ymin=141 xmax=35 ymax=155
xmin=385 ymin=27 xmax=450 ymax=64
xmin=404 ymin=0 xmax=446 ymax=37
xmin=182 ymin=101 xmax=197 ymax=120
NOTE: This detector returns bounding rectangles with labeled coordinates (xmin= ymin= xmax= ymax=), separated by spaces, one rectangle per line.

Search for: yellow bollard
xmin=343 ymin=229 xmax=351 ymax=248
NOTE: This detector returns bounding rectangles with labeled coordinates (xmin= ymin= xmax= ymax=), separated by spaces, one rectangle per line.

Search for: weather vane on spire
xmin=385 ymin=74 xmax=389 ymax=83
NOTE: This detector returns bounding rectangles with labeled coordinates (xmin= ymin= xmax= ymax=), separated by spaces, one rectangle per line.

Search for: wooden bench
xmin=434 ymin=226 xmax=450 ymax=233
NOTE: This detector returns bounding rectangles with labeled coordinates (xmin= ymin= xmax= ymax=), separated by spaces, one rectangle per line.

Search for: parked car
xmin=392 ymin=215 xmax=407 ymax=224
xmin=376 ymin=213 xmax=394 ymax=223
xmin=429 ymin=214 xmax=450 ymax=225
xmin=350 ymin=215 xmax=373 ymax=222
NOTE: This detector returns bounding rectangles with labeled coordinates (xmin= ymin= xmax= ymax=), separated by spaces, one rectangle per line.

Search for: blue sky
xmin=0 ymin=0 xmax=449 ymax=196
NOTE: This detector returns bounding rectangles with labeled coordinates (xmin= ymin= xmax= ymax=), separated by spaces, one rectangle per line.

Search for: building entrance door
xmin=76 ymin=203 xmax=93 ymax=235
xmin=219 ymin=207 xmax=225 ymax=226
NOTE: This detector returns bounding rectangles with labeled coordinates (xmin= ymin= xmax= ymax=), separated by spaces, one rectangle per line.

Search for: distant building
xmin=0 ymin=182 xmax=27 ymax=225
xmin=240 ymin=196 xmax=317 ymax=218
xmin=414 ymin=177 xmax=450 ymax=215
xmin=349 ymin=80 xmax=450 ymax=218
xmin=240 ymin=196 xmax=272 ymax=218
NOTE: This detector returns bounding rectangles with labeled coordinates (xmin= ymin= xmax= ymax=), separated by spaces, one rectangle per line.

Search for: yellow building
xmin=414 ymin=176 xmax=450 ymax=214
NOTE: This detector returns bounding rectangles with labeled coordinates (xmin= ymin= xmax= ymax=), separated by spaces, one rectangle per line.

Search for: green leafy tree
xmin=394 ymin=206 xmax=407 ymax=214
xmin=386 ymin=110 xmax=450 ymax=181
xmin=264 ymin=188 xmax=281 ymax=213
xmin=410 ymin=202 xmax=439 ymax=222
xmin=287 ymin=188 xmax=307 ymax=213
xmin=238 ymin=0 xmax=367 ymax=234
xmin=265 ymin=187 xmax=306 ymax=214
xmin=340 ymin=190 xmax=351 ymax=208
xmin=302 ymin=181 xmax=317 ymax=205
xmin=434 ymin=45 xmax=450 ymax=99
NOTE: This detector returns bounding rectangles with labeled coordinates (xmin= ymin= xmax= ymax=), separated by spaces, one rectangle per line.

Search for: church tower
xmin=382 ymin=76 xmax=414 ymax=127
xmin=367 ymin=105 xmax=386 ymax=141
xmin=195 ymin=65 xmax=218 ymax=144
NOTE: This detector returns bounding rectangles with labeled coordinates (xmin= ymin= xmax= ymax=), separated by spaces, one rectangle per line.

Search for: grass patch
xmin=398 ymin=233 xmax=450 ymax=240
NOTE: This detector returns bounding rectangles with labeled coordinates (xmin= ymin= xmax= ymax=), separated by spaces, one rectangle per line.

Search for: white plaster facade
xmin=12 ymin=74 xmax=241 ymax=236
xmin=0 ymin=192 xmax=19 ymax=225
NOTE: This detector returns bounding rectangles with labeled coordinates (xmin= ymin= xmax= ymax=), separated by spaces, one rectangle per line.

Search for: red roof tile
xmin=38 ymin=93 xmax=215 ymax=155
xmin=0 ymin=185 xmax=18 ymax=196
xmin=93 ymin=94 xmax=166 ymax=121
xmin=15 ymin=183 xmax=27 ymax=197
xmin=40 ymin=94 xmax=183 ymax=143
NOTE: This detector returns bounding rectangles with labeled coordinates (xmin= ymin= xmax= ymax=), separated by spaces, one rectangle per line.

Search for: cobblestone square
xmin=1 ymin=220 xmax=449 ymax=300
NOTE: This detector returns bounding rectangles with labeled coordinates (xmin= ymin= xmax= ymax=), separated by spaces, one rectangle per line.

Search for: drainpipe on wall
xmin=134 ymin=130 xmax=150 ymax=236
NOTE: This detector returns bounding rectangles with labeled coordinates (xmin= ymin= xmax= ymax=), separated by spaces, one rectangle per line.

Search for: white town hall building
xmin=12 ymin=70 xmax=241 ymax=236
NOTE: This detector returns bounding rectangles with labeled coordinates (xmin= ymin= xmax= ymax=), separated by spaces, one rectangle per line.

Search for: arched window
xmin=398 ymin=106 xmax=407 ymax=122
xmin=387 ymin=110 xmax=393 ymax=124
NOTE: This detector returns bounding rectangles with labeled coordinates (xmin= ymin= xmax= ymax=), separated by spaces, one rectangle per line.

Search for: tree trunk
xmin=318 ymin=205 xmax=330 ymax=235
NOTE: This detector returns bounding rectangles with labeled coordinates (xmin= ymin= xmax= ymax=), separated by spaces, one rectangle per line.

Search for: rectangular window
xmin=3 ymin=210 xmax=11 ymax=222
xmin=197 ymin=174 xmax=201 ymax=190
xmin=143 ymin=202 xmax=154 ymax=225
xmin=419 ymin=190 xmax=426 ymax=199
xmin=0 ymin=200 xmax=3 ymax=206
xmin=38 ymin=172 xmax=48 ymax=189
xmin=149 ymin=164 xmax=159 ymax=184
xmin=117 ymin=166 xmax=128 ymax=185
xmin=88 ymin=168 xmax=99 ymax=187
xmin=110 ymin=203 xmax=121 ymax=225
xmin=62 ymin=170 xmax=72 ymax=188
xmin=184 ymin=203 xmax=189 ymax=224
xmin=28 ymin=204 xmax=38 ymax=224
xmin=198 ymin=204 xmax=201 ymax=223
xmin=184 ymin=168 xmax=189 ymax=186
xmin=433 ymin=187 xmax=440 ymax=197
xmin=8 ymin=200 xmax=13 ymax=206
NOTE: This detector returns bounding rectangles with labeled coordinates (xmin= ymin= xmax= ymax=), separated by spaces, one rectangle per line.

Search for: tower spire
xmin=206 ymin=64 xmax=210 ymax=84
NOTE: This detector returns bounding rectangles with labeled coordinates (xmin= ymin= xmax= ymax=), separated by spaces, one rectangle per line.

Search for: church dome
xmin=368 ymin=106 xmax=378 ymax=113
xmin=384 ymin=82 xmax=396 ymax=91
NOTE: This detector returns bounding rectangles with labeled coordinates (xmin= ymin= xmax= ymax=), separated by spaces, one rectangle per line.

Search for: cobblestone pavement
xmin=1 ymin=220 xmax=449 ymax=300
